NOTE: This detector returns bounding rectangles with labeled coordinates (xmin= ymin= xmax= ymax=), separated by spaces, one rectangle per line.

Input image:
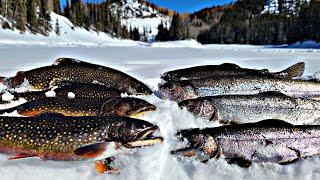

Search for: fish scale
xmin=174 ymin=121 xmax=320 ymax=166
xmin=161 ymin=62 xmax=305 ymax=81
xmin=0 ymin=97 xmax=156 ymax=117
xmin=4 ymin=58 xmax=152 ymax=95
xmin=0 ymin=115 xmax=157 ymax=161
xmin=161 ymin=76 xmax=320 ymax=101
xmin=179 ymin=94 xmax=320 ymax=124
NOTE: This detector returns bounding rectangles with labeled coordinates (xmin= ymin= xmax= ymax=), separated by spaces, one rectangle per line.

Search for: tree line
xmin=0 ymin=0 xmax=58 ymax=35
xmin=156 ymin=0 xmax=320 ymax=45
xmin=0 ymin=0 xmax=143 ymax=40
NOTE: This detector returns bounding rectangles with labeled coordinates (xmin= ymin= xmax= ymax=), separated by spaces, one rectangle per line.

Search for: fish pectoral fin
xmin=225 ymin=157 xmax=252 ymax=168
xmin=9 ymin=153 xmax=37 ymax=160
xmin=74 ymin=142 xmax=109 ymax=159
xmin=95 ymin=159 xmax=120 ymax=174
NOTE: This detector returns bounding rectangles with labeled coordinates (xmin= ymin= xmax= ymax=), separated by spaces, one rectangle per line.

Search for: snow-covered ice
xmin=0 ymin=43 xmax=320 ymax=180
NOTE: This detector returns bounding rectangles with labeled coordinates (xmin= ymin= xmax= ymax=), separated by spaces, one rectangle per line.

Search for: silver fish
xmin=179 ymin=92 xmax=320 ymax=125
xmin=160 ymin=76 xmax=320 ymax=101
xmin=172 ymin=120 xmax=320 ymax=167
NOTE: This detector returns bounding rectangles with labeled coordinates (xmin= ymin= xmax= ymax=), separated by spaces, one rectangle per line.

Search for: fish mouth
xmin=126 ymin=126 xmax=163 ymax=148
xmin=128 ymin=105 xmax=157 ymax=118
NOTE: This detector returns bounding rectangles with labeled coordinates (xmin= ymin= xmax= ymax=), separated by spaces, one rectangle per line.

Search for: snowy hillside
xmin=0 ymin=12 xmax=139 ymax=47
xmin=111 ymin=0 xmax=171 ymax=41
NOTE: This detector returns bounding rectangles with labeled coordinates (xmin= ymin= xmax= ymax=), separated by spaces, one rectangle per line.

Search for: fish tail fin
xmin=276 ymin=62 xmax=305 ymax=78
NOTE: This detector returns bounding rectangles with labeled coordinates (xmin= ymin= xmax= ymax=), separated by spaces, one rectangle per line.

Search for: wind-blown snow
xmin=0 ymin=43 xmax=320 ymax=180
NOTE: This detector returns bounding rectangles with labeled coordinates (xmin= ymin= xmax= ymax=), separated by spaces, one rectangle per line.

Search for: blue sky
xmin=60 ymin=0 xmax=234 ymax=13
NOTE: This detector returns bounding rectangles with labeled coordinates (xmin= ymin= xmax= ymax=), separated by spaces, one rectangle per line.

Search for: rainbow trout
xmin=172 ymin=120 xmax=320 ymax=167
xmin=178 ymin=92 xmax=320 ymax=125
xmin=0 ymin=82 xmax=122 ymax=103
xmin=1 ymin=58 xmax=152 ymax=95
xmin=160 ymin=76 xmax=320 ymax=101
xmin=0 ymin=97 xmax=156 ymax=117
xmin=161 ymin=62 xmax=305 ymax=81
xmin=0 ymin=115 xmax=162 ymax=173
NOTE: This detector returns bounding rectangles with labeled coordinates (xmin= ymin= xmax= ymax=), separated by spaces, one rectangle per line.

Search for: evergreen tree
xmin=55 ymin=18 xmax=60 ymax=35
xmin=26 ymin=0 xmax=37 ymax=33
xmin=15 ymin=0 xmax=26 ymax=32
xmin=169 ymin=13 xmax=183 ymax=40
xmin=131 ymin=27 xmax=140 ymax=41
xmin=155 ymin=23 xmax=170 ymax=41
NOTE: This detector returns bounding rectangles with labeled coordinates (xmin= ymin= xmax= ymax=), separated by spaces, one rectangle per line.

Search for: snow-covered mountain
xmin=262 ymin=0 xmax=310 ymax=14
xmin=111 ymin=0 xmax=171 ymax=41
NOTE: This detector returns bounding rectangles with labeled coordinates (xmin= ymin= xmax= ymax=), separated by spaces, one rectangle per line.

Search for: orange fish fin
xmin=95 ymin=160 xmax=120 ymax=174
xmin=9 ymin=153 xmax=37 ymax=160
xmin=74 ymin=142 xmax=108 ymax=159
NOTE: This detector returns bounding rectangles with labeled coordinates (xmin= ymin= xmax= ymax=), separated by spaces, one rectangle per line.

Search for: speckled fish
xmin=1 ymin=58 xmax=152 ymax=95
xmin=0 ymin=82 xmax=122 ymax=104
xmin=0 ymin=97 xmax=156 ymax=118
xmin=161 ymin=62 xmax=305 ymax=81
xmin=0 ymin=115 xmax=163 ymax=173
xmin=178 ymin=92 xmax=320 ymax=125
xmin=160 ymin=76 xmax=320 ymax=101
xmin=172 ymin=120 xmax=320 ymax=167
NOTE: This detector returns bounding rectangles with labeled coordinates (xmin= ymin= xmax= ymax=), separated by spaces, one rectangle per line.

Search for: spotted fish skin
xmin=178 ymin=93 xmax=320 ymax=125
xmin=4 ymin=58 xmax=152 ymax=95
xmin=0 ymin=115 xmax=156 ymax=161
xmin=160 ymin=76 xmax=320 ymax=101
xmin=3 ymin=82 xmax=122 ymax=103
xmin=161 ymin=62 xmax=305 ymax=81
xmin=175 ymin=120 xmax=320 ymax=165
xmin=0 ymin=97 xmax=156 ymax=117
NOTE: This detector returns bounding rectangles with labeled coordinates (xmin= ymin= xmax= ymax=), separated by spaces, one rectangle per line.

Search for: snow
xmin=111 ymin=0 xmax=171 ymax=41
xmin=0 ymin=12 xmax=140 ymax=47
xmin=0 ymin=43 xmax=320 ymax=180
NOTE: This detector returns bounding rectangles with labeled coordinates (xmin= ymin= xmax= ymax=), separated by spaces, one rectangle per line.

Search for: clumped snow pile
xmin=0 ymin=45 xmax=319 ymax=180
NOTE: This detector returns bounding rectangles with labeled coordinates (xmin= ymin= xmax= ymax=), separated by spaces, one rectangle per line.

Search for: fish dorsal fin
xmin=259 ymin=91 xmax=288 ymax=97
xmin=255 ymin=119 xmax=293 ymax=127
xmin=36 ymin=112 xmax=65 ymax=118
xmin=278 ymin=62 xmax=305 ymax=78
xmin=53 ymin=58 xmax=82 ymax=66
xmin=220 ymin=63 xmax=241 ymax=69
xmin=15 ymin=71 xmax=25 ymax=76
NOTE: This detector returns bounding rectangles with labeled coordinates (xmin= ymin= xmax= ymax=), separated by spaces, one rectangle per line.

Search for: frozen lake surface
xmin=0 ymin=44 xmax=320 ymax=180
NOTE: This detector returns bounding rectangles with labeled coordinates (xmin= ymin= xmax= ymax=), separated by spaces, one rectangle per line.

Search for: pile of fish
xmin=160 ymin=62 xmax=320 ymax=166
xmin=0 ymin=58 xmax=161 ymax=174
xmin=2 ymin=58 xmax=320 ymax=175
